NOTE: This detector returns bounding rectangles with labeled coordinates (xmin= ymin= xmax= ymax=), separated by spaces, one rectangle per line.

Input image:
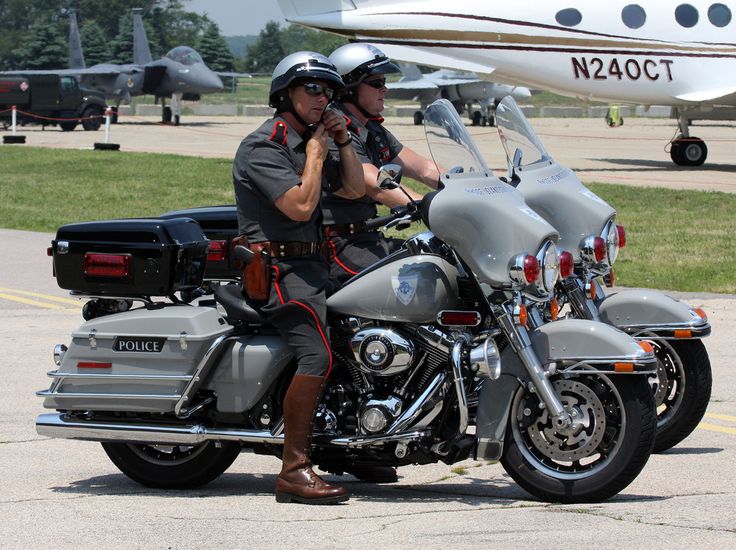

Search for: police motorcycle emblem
xmin=391 ymin=274 xmax=418 ymax=306
xmin=113 ymin=337 xmax=166 ymax=353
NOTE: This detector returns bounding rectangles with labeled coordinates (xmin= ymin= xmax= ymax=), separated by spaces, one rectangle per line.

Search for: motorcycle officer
xmin=323 ymin=43 xmax=441 ymax=289
xmin=232 ymin=52 xmax=364 ymax=504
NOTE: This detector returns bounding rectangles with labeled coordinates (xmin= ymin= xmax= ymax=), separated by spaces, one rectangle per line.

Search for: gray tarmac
xmin=0 ymin=229 xmax=735 ymax=548
xmin=1 ymin=116 xmax=736 ymax=547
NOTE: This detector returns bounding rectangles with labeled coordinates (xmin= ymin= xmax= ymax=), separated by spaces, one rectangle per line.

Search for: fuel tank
xmin=516 ymin=161 xmax=615 ymax=261
xmin=426 ymin=172 xmax=558 ymax=288
xmin=327 ymin=253 xmax=460 ymax=323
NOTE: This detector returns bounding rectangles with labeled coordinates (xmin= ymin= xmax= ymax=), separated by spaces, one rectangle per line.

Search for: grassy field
xmin=1 ymin=147 xmax=734 ymax=293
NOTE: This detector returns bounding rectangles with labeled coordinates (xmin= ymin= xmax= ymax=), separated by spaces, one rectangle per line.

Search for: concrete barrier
xmin=192 ymin=104 xmax=238 ymax=116
xmin=135 ymin=104 xmax=161 ymax=116
xmin=117 ymin=105 xmax=134 ymax=116
xmin=395 ymin=105 xmax=420 ymax=117
xmin=243 ymin=105 xmax=274 ymax=116
xmin=635 ymin=105 xmax=672 ymax=117
xmin=539 ymin=106 xmax=584 ymax=117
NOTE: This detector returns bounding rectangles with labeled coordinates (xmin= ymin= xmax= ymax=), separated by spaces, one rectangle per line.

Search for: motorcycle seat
xmin=213 ymin=284 xmax=264 ymax=323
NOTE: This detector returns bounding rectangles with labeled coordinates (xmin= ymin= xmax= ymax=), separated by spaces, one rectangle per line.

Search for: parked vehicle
xmin=37 ymin=100 xmax=657 ymax=503
xmin=494 ymin=96 xmax=712 ymax=452
xmin=0 ymin=74 xmax=106 ymax=131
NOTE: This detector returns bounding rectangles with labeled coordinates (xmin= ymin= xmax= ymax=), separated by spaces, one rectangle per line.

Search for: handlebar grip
xmin=364 ymin=213 xmax=398 ymax=231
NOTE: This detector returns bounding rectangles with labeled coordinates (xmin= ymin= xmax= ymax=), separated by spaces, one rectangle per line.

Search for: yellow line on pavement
xmin=704 ymin=412 xmax=736 ymax=423
xmin=0 ymin=287 xmax=80 ymax=305
xmin=698 ymin=422 xmax=736 ymax=435
xmin=0 ymin=293 xmax=70 ymax=310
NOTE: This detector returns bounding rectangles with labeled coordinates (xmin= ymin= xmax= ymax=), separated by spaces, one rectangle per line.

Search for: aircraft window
xmin=165 ymin=46 xmax=204 ymax=66
xmin=708 ymin=3 xmax=732 ymax=26
xmin=621 ymin=5 xmax=647 ymax=28
xmin=555 ymin=8 xmax=582 ymax=27
xmin=675 ymin=4 xmax=699 ymax=27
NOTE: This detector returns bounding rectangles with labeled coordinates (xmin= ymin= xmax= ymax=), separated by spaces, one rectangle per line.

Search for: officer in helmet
xmin=324 ymin=43 xmax=440 ymax=289
xmin=232 ymin=51 xmax=364 ymax=504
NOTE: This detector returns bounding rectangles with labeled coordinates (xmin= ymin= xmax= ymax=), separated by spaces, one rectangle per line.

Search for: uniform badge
xmin=392 ymin=275 xmax=418 ymax=306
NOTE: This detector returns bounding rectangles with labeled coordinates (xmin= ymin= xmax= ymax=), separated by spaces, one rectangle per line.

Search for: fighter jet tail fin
xmin=397 ymin=63 xmax=423 ymax=81
xmin=68 ymin=9 xmax=86 ymax=69
xmin=132 ymin=8 xmax=153 ymax=65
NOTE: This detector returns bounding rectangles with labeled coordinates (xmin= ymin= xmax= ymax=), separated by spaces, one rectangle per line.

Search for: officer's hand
xmin=306 ymin=123 xmax=329 ymax=160
xmin=322 ymin=109 xmax=349 ymax=144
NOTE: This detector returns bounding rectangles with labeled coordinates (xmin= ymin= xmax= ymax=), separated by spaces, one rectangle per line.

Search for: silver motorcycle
xmin=493 ymin=96 xmax=712 ymax=452
xmin=37 ymin=99 xmax=657 ymax=503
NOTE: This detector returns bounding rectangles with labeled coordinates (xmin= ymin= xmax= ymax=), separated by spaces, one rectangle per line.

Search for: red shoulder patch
xmin=269 ymin=121 xmax=288 ymax=145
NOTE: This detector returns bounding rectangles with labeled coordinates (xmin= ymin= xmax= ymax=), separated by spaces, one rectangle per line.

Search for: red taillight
xmin=523 ymin=254 xmax=540 ymax=283
xmin=84 ymin=253 xmax=131 ymax=279
xmin=617 ymin=225 xmax=626 ymax=248
xmin=77 ymin=361 xmax=112 ymax=369
xmin=47 ymin=247 xmax=53 ymax=257
xmin=559 ymin=250 xmax=574 ymax=278
xmin=593 ymin=236 xmax=606 ymax=262
xmin=438 ymin=311 xmax=481 ymax=326
xmin=207 ymin=240 xmax=227 ymax=262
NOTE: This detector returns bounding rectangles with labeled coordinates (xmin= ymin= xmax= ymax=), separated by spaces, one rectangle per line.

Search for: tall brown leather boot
xmin=275 ymin=374 xmax=349 ymax=504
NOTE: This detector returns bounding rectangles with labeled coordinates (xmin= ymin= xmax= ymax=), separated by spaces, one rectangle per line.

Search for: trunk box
xmin=52 ymin=218 xmax=209 ymax=296
xmin=159 ymin=206 xmax=239 ymax=281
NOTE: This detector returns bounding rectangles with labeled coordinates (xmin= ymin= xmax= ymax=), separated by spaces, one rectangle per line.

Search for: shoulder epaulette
xmin=269 ymin=121 xmax=288 ymax=145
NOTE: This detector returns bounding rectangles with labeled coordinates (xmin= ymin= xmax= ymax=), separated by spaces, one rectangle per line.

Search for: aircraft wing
xmin=0 ymin=66 xmax=141 ymax=77
xmin=387 ymin=80 xmax=439 ymax=90
xmin=374 ymin=44 xmax=496 ymax=78
xmin=216 ymin=72 xmax=252 ymax=78
xmin=674 ymin=86 xmax=736 ymax=103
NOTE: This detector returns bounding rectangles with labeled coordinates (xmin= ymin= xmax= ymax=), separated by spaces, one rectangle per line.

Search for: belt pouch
xmin=233 ymin=236 xmax=270 ymax=300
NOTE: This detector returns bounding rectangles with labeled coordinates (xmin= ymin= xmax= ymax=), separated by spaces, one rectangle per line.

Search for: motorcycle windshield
xmin=495 ymin=96 xmax=550 ymax=169
xmin=424 ymin=99 xmax=489 ymax=175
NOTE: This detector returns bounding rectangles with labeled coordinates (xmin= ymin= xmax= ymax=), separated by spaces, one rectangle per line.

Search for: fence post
xmin=3 ymin=105 xmax=26 ymax=144
xmin=94 ymin=107 xmax=120 ymax=150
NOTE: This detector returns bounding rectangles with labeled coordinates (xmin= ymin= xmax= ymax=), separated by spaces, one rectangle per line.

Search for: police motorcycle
xmin=492 ymin=96 xmax=712 ymax=453
xmin=37 ymin=99 xmax=658 ymax=504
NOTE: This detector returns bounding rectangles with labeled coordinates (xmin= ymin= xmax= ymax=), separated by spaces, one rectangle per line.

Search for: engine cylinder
xmin=351 ymin=328 xmax=414 ymax=376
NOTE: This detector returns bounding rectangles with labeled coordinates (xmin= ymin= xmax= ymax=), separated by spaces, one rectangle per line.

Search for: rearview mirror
xmin=377 ymin=163 xmax=402 ymax=190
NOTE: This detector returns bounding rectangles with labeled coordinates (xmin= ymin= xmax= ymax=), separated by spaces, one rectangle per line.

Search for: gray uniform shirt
xmin=321 ymin=103 xmax=403 ymax=225
xmin=233 ymin=115 xmax=343 ymax=242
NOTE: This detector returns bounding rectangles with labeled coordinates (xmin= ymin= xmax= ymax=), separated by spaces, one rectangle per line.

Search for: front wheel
xmin=102 ymin=440 xmax=241 ymax=489
xmin=501 ymin=373 xmax=655 ymax=503
xmin=650 ymin=339 xmax=712 ymax=453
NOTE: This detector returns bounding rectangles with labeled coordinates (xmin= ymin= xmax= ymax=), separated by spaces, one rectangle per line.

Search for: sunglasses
xmin=302 ymin=82 xmax=334 ymax=99
xmin=363 ymin=78 xmax=387 ymax=89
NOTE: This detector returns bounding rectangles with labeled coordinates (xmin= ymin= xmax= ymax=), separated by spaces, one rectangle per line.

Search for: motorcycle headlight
xmin=538 ymin=241 xmax=559 ymax=293
xmin=605 ymin=219 xmax=620 ymax=265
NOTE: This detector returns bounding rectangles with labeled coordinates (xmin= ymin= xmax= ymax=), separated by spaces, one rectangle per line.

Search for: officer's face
xmin=358 ymin=75 xmax=387 ymax=115
xmin=289 ymin=79 xmax=331 ymax=124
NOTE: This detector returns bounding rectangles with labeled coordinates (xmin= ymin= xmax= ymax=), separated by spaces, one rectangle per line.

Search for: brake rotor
xmin=526 ymin=379 xmax=607 ymax=461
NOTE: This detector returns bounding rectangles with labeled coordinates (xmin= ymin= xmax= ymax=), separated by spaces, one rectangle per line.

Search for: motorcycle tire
xmin=501 ymin=374 xmax=656 ymax=503
xmin=101 ymin=441 xmax=241 ymax=489
xmin=651 ymin=339 xmax=712 ymax=453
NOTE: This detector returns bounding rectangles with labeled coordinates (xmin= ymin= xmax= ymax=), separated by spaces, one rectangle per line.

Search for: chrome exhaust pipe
xmin=36 ymin=413 xmax=430 ymax=448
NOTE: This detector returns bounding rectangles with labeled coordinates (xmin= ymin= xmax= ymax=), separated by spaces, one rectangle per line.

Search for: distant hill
xmin=225 ymin=35 xmax=258 ymax=59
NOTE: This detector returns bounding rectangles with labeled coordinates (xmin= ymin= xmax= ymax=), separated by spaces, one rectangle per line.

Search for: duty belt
xmin=324 ymin=221 xmax=367 ymax=238
xmin=250 ymin=241 xmax=320 ymax=259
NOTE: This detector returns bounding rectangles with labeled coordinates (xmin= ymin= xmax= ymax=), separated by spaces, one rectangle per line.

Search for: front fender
xmin=475 ymin=319 xmax=654 ymax=461
xmin=597 ymin=289 xmax=710 ymax=338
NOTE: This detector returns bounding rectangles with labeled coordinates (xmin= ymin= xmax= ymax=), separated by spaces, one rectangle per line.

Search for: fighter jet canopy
xmin=165 ymin=47 xmax=204 ymax=66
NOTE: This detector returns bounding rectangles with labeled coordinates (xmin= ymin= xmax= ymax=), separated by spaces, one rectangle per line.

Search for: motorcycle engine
xmin=350 ymin=328 xmax=414 ymax=376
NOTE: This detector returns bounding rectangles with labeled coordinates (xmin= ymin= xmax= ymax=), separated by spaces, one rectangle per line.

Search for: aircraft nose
xmin=201 ymin=70 xmax=224 ymax=93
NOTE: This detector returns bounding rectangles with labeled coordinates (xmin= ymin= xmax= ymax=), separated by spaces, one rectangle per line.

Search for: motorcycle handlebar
xmin=364 ymin=202 xmax=423 ymax=231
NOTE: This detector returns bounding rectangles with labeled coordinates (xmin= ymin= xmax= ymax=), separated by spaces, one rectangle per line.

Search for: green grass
xmin=1 ymin=147 xmax=734 ymax=293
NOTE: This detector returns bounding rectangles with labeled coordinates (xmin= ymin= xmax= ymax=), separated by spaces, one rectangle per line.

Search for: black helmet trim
xmin=344 ymin=56 xmax=401 ymax=87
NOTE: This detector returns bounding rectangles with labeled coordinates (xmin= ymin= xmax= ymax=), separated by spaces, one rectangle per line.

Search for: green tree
xmin=197 ymin=22 xmax=234 ymax=72
xmin=281 ymin=25 xmax=348 ymax=57
xmin=12 ymin=20 xmax=67 ymax=69
xmin=244 ymin=21 xmax=285 ymax=74
xmin=80 ymin=21 xmax=111 ymax=66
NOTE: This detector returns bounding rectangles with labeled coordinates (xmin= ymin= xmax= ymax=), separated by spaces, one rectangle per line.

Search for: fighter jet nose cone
xmin=205 ymin=71 xmax=224 ymax=93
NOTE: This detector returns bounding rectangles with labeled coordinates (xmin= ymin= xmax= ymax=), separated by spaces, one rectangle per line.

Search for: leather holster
xmin=232 ymin=236 xmax=270 ymax=300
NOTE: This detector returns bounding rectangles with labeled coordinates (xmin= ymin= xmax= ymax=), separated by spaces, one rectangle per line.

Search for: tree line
xmin=0 ymin=1 xmax=347 ymax=75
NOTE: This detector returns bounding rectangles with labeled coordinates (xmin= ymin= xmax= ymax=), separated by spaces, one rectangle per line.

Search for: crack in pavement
xmin=0 ymin=438 xmax=46 ymax=445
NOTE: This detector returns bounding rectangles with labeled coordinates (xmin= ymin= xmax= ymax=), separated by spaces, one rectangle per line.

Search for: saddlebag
xmin=159 ymin=206 xmax=240 ymax=281
xmin=51 ymin=217 xmax=209 ymax=296
xmin=39 ymin=305 xmax=231 ymax=413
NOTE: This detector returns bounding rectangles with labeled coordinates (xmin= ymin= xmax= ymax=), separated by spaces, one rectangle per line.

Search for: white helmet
xmin=328 ymin=43 xmax=401 ymax=89
xmin=269 ymin=51 xmax=344 ymax=108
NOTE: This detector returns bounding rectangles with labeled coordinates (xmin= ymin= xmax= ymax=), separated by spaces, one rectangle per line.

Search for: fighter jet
xmin=387 ymin=63 xmax=531 ymax=126
xmin=276 ymin=0 xmax=736 ymax=166
xmin=4 ymin=8 xmax=247 ymax=125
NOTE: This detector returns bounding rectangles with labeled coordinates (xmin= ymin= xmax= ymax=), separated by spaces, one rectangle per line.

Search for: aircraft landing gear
xmin=413 ymin=111 xmax=424 ymax=126
xmin=162 ymin=106 xmax=172 ymax=124
xmin=670 ymin=110 xmax=708 ymax=166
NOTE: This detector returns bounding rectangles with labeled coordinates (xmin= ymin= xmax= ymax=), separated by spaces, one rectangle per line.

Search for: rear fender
xmin=597 ymin=289 xmax=710 ymax=338
xmin=475 ymin=318 xmax=655 ymax=461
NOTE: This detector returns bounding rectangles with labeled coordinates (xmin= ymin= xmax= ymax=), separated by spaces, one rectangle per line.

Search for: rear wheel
xmin=101 ymin=440 xmax=241 ymax=489
xmin=650 ymin=339 xmax=712 ymax=453
xmin=501 ymin=373 xmax=655 ymax=503
xmin=81 ymin=105 xmax=103 ymax=131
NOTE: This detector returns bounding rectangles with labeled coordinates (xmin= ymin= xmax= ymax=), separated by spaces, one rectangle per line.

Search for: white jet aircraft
xmin=387 ymin=63 xmax=531 ymax=126
xmin=276 ymin=0 xmax=736 ymax=166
